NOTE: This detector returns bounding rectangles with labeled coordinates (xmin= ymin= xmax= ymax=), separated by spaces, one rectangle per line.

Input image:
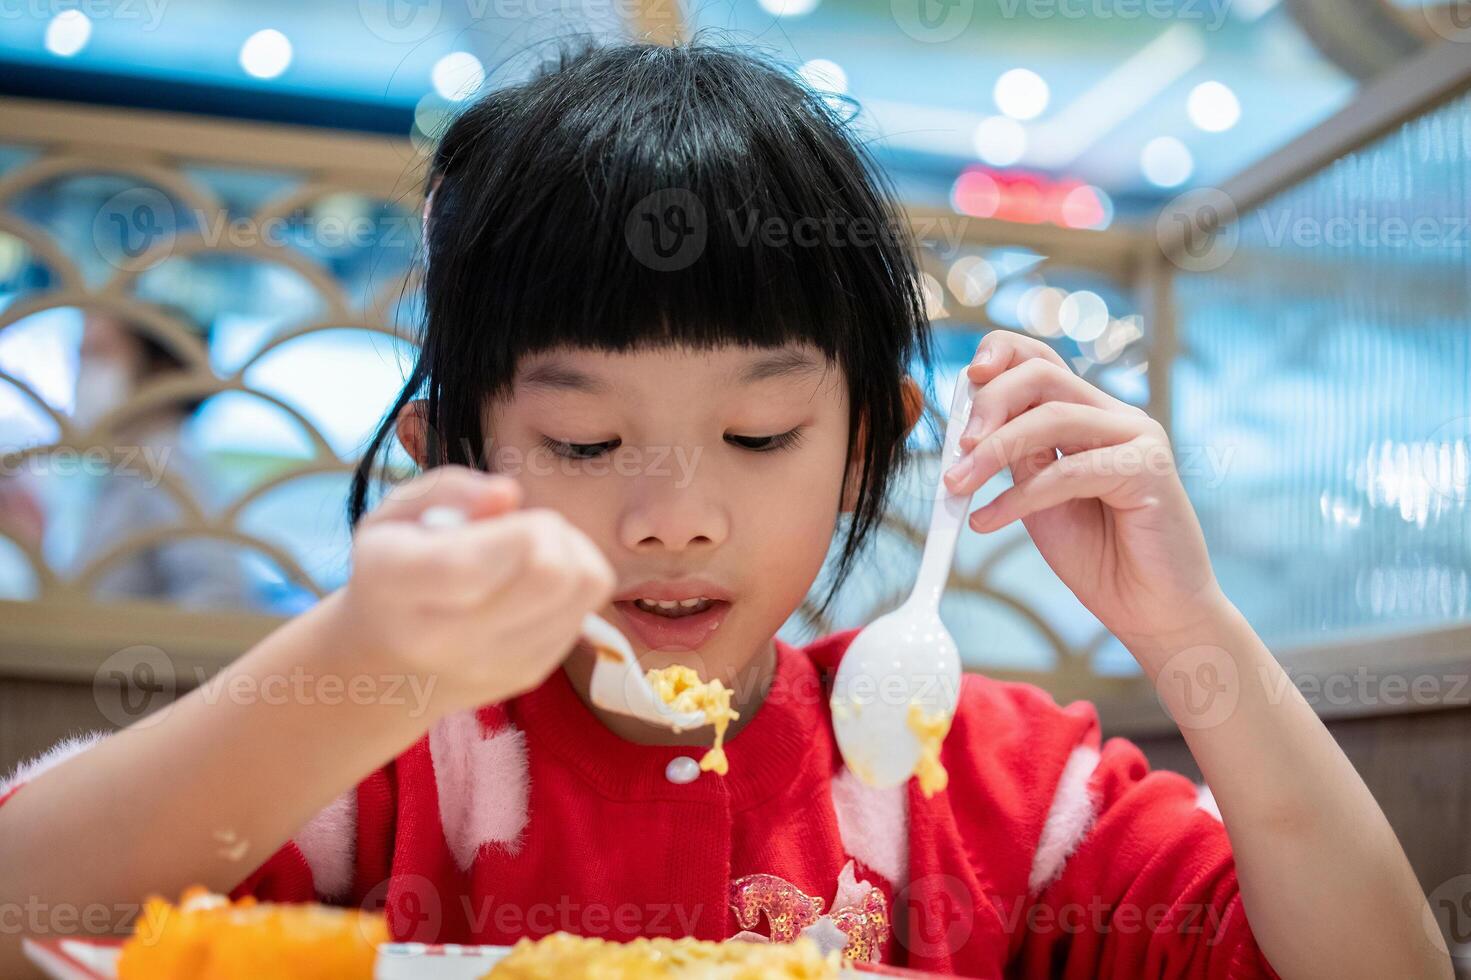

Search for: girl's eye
xmin=542 ymin=437 xmax=620 ymax=459
xmin=725 ymin=427 xmax=805 ymax=453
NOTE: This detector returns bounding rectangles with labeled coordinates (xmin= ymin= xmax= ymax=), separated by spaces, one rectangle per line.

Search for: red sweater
xmin=1 ymin=628 xmax=1279 ymax=978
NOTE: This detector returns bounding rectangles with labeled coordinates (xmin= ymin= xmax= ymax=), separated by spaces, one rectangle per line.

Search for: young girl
xmin=0 ymin=41 xmax=1445 ymax=980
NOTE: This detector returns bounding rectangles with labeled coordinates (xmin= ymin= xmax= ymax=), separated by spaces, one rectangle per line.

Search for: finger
xmin=965 ymin=331 xmax=1070 ymax=389
xmin=563 ymin=521 xmax=616 ymax=603
xmin=451 ymin=524 xmax=590 ymax=686
xmin=457 ymin=592 xmax=585 ymax=690
xmin=968 ymin=441 xmax=1151 ymax=532
xmin=944 ymin=401 xmax=1149 ymax=496
xmin=479 ymin=528 xmax=574 ymax=635
xmin=959 ymin=357 xmax=1131 ymax=452
xmin=366 ymin=465 xmax=523 ymax=527
xmin=355 ymin=510 xmax=534 ymax=608
xmin=489 ymin=513 xmax=609 ymax=635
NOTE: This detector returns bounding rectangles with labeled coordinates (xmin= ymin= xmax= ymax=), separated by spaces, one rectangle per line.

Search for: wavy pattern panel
xmin=0 ymin=108 xmax=1147 ymax=697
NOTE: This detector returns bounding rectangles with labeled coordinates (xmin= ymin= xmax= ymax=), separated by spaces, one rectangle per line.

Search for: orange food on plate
xmin=116 ymin=886 xmax=387 ymax=980
xmin=485 ymin=931 xmax=840 ymax=978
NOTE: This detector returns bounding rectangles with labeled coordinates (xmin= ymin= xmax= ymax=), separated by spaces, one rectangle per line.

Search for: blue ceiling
xmin=0 ymin=0 xmax=1364 ymax=217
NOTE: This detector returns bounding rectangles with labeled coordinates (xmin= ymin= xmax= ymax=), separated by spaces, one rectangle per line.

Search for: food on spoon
xmin=645 ymin=664 xmax=740 ymax=776
xmin=116 ymin=886 xmax=386 ymax=980
xmin=907 ymin=703 xmax=953 ymax=798
xmin=485 ymin=931 xmax=840 ymax=978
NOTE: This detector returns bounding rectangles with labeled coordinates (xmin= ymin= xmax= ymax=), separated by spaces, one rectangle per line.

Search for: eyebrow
xmin=517 ymin=363 xmax=612 ymax=395
xmin=515 ymin=347 xmax=825 ymax=395
xmin=736 ymin=348 xmax=827 ymax=385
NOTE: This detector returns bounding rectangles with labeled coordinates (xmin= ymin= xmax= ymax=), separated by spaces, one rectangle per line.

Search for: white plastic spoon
xmin=417 ymin=504 xmax=707 ymax=731
xmin=828 ymin=372 xmax=980 ymax=788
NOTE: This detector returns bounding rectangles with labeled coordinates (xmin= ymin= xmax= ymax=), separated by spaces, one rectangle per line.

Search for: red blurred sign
xmin=951 ymin=167 xmax=1108 ymax=229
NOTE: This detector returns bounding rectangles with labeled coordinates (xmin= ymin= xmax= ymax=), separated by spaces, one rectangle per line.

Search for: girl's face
xmin=484 ymin=341 xmax=853 ymax=689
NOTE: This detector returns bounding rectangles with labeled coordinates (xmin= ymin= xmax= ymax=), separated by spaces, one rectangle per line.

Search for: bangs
xmin=422 ymin=40 xmax=924 ymax=389
xmin=456 ymin=174 xmax=871 ymax=361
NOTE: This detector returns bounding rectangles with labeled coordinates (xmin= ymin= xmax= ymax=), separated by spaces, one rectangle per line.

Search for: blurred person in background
xmin=1 ymin=304 xmax=251 ymax=610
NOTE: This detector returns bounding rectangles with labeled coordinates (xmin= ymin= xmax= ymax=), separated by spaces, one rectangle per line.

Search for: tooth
xmin=657 ymin=600 xmax=679 ymax=609
xmin=680 ymin=598 xmax=700 ymax=607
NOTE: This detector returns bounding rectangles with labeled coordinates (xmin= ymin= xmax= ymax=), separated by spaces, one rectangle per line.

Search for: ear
xmin=899 ymin=374 xmax=926 ymax=436
xmin=840 ymin=376 xmax=926 ymax=514
xmin=394 ymin=399 xmax=431 ymax=469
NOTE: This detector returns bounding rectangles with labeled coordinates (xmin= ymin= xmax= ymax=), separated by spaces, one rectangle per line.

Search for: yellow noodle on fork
xmin=645 ymin=665 xmax=740 ymax=775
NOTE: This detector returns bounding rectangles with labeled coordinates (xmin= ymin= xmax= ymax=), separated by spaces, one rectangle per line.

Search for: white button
xmin=665 ymin=756 xmax=700 ymax=784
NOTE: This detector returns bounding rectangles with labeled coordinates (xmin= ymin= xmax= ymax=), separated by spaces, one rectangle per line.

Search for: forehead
xmin=511 ymin=342 xmax=838 ymax=397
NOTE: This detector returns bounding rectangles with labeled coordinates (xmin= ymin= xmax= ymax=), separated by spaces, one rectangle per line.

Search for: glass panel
xmin=1172 ymin=90 xmax=1471 ymax=647
xmin=8 ymin=173 xmax=205 ymax=288
xmin=177 ymin=165 xmax=301 ymax=219
xmin=241 ymin=328 xmax=416 ymax=460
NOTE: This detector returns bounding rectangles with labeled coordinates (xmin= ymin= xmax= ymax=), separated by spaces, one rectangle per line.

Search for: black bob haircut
xmin=348 ymin=38 xmax=935 ymax=618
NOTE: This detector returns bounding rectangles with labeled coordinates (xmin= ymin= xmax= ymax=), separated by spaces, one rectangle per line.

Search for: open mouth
xmin=630 ymin=597 xmax=719 ymax=619
xmin=613 ymin=598 xmax=732 ymax=651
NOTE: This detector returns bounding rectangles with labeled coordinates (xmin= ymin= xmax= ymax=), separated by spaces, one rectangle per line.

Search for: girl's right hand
xmin=337 ymin=465 xmax=616 ymax=715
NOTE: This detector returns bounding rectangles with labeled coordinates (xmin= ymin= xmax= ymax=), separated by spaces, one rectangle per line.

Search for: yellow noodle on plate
xmin=486 ymin=932 xmax=840 ymax=979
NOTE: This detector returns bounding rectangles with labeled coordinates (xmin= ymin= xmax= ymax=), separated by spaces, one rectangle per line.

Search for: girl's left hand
xmin=943 ymin=331 xmax=1229 ymax=648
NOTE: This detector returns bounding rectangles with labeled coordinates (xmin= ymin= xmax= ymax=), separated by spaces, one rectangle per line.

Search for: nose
xmin=618 ymin=474 xmax=729 ymax=554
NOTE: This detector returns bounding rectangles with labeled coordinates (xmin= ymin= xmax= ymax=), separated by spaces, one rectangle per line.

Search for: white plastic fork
xmin=579 ymin=612 xmax=708 ymax=732
xmin=417 ymin=504 xmax=707 ymax=732
xmin=828 ymin=371 xmax=980 ymax=788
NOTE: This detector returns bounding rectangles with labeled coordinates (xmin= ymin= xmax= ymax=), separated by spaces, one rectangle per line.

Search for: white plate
xmin=23 ymin=937 xmax=513 ymax=980
xmin=376 ymin=942 xmax=513 ymax=980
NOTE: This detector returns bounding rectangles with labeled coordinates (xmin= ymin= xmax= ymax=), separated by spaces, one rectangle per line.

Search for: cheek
xmin=731 ymin=448 xmax=847 ymax=600
xmin=759 ymin=494 xmax=840 ymax=604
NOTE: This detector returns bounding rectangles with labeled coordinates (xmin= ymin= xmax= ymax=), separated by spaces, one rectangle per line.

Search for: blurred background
xmin=0 ymin=0 xmax=1468 ymax=961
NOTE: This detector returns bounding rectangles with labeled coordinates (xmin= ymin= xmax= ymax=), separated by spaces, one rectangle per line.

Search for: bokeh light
xmin=239 ymin=29 xmax=292 ymax=80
